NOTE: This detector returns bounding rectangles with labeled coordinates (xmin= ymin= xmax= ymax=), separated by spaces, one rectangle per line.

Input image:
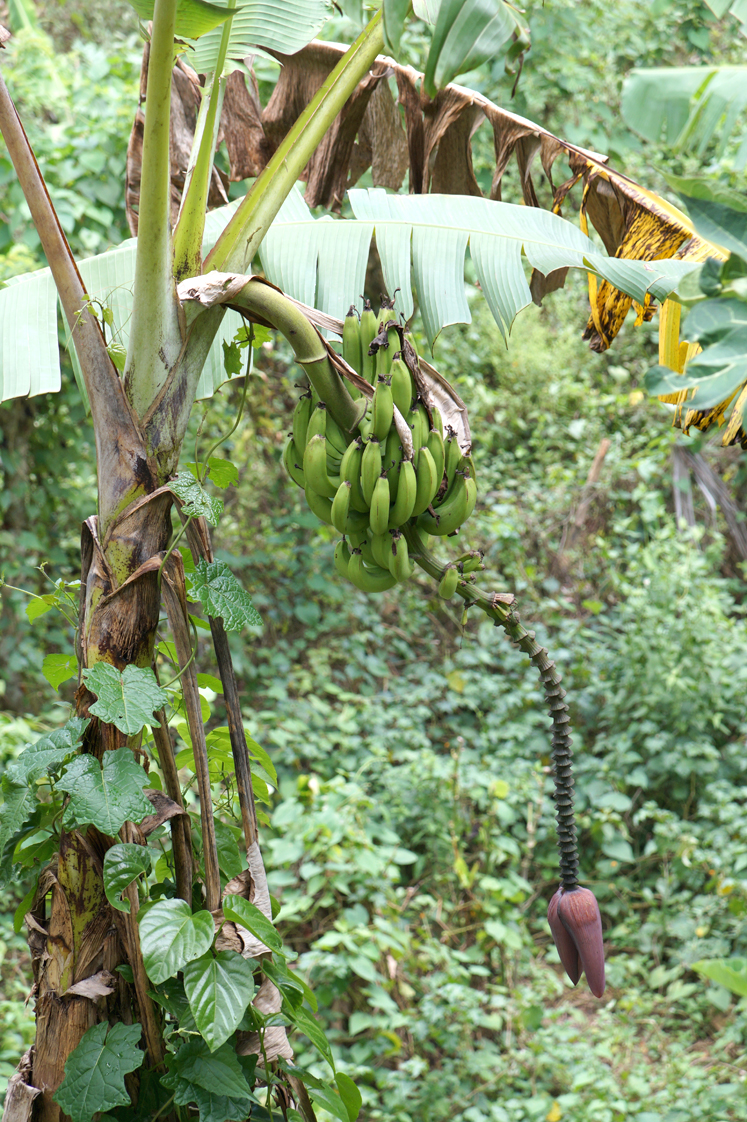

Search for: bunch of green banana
xmin=282 ymin=301 xmax=479 ymax=594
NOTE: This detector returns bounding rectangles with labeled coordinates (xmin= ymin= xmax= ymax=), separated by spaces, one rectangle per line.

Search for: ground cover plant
xmin=1 ymin=0 xmax=744 ymax=1117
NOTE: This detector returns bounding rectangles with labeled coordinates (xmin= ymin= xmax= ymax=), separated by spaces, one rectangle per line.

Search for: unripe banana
xmin=430 ymin=403 xmax=444 ymax=439
xmin=303 ymin=434 xmax=339 ymax=499
xmin=438 ymin=566 xmax=459 ymax=599
xmin=456 ymin=550 xmax=484 ymax=574
xmin=370 ymin=530 xmax=392 ymax=570
xmin=416 ymin=473 xmax=476 ymax=536
xmin=390 ymin=355 xmax=414 ymax=418
xmin=357 ymin=415 xmax=372 ymax=443
xmin=360 ymin=300 xmax=378 ymax=383
xmin=326 ymin=411 xmax=352 ymax=457
xmin=408 ymin=401 xmax=430 ymax=454
xmin=347 ymin=526 xmax=369 ymax=549
xmin=389 ymin=531 xmax=414 ymax=582
xmin=348 ymin=548 xmax=397 ymax=593
xmin=388 ymin=458 xmax=417 ymax=528
xmin=341 ymin=438 xmax=369 ymax=514
xmin=305 ymin=484 xmax=334 ymax=525
xmin=359 ymin=537 xmax=377 ymax=567
xmin=426 ymin=427 xmax=445 ymax=488
xmin=412 ymin=445 xmax=439 ymax=517
xmin=444 ymin=428 xmax=462 ymax=485
xmin=306 ymin=401 xmax=328 ymax=444
xmin=372 ymin=376 xmax=394 ymax=442
xmin=369 ymin=474 xmax=391 ymax=536
xmin=331 ymin=480 xmax=353 ymax=535
xmin=292 ymin=392 xmax=313 ymax=456
xmin=383 ymin=428 xmax=401 ymax=502
xmin=342 ymin=306 xmax=362 ymax=379
xmin=360 ymin=437 xmax=382 ymax=506
xmin=334 ymin=539 xmax=352 ymax=580
xmin=283 ymin=438 xmax=306 ymax=489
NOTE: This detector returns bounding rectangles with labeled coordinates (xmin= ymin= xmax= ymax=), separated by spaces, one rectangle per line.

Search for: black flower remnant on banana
xmin=284 ymin=299 xmax=605 ymax=997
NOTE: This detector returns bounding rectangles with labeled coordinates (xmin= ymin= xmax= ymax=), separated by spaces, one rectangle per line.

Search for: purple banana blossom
xmin=548 ymin=885 xmax=605 ymax=998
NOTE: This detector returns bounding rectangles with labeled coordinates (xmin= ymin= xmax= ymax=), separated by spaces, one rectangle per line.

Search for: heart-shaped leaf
xmin=57 ymin=747 xmax=151 ymax=835
xmin=223 ymin=894 xmax=282 ymax=952
xmin=53 ymin=1023 xmax=144 ymax=1122
xmin=189 ymin=559 xmax=262 ymax=631
xmin=82 ymin=664 xmax=168 ymax=736
xmin=183 ymin=950 xmax=256 ymax=1050
xmin=139 ymin=899 xmax=215 ymax=984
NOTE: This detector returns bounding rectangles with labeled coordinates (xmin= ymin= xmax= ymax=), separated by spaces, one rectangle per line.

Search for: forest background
xmin=1 ymin=0 xmax=747 ymax=1119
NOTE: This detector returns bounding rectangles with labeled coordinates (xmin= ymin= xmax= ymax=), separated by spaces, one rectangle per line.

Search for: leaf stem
xmin=204 ymin=10 xmax=384 ymax=273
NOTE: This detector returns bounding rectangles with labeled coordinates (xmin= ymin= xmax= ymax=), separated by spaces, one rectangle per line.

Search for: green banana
xmin=357 ymin=414 xmax=372 ymax=443
xmin=444 ymin=428 xmax=462 ymax=485
xmin=306 ymin=401 xmax=328 ymax=444
xmin=292 ymin=391 xmax=313 ymax=456
xmin=369 ymin=473 xmax=391 ymax=535
xmin=456 ymin=550 xmax=484 ymax=574
xmin=326 ymin=411 xmax=352 ymax=457
xmin=383 ymin=427 xmax=401 ymax=502
xmin=303 ymin=434 xmax=339 ymax=499
xmin=334 ymin=538 xmax=352 ymax=580
xmin=370 ymin=530 xmax=392 ymax=570
xmin=360 ymin=299 xmax=378 ymax=383
xmin=372 ymin=376 xmax=394 ymax=442
xmin=347 ymin=526 xmax=369 ymax=549
xmin=426 ymin=426 xmax=445 ymax=487
xmin=390 ymin=355 xmax=414 ymax=418
xmin=360 ymin=437 xmax=382 ymax=506
xmin=331 ymin=480 xmax=352 ymax=535
xmin=430 ymin=403 xmax=443 ymax=438
xmin=341 ymin=438 xmax=369 ymax=513
xmin=388 ymin=458 xmax=417 ymax=528
xmin=417 ymin=472 xmax=477 ymax=536
xmin=305 ymin=484 xmax=334 ymax=525
xmin=438 ymin=566 xmax=459 ymax=599
xmin=359 ymin=537 xmax=377 ymax=567
xmin=283 ymin=438 xmax=306 ymax=489
xmin=342 ymin=306 xmax=362 ymax=378
xmin=408 ymin=401 xmax=430 ymax=453
xmin=389 ymin=531 xmax=414 ymax=582
xmin=348 ymin=548 xmax=397 ymax=593
xmin=412 ymin=445 xmax=439 ymax=517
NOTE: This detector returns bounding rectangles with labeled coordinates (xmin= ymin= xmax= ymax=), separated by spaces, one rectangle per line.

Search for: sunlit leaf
xmin=170 ymin=472 xmax=224 ymax=527
xmin=691 ymin=956 xmax=747 ymax=996
xmin=41 ymin=652 xmax=78 ymax=692
xmin=186 ymin=0 xmax=330 ymax=74
xmin=126 ymin=0 xmax=236 ymax=39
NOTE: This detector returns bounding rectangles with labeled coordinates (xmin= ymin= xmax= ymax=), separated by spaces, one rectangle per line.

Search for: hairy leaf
xmin=53 ymin=1022 xmax=144 ymax=1122
xmin=139 ymin=899 xmax=215 ymax=984
xmin=183 ymin=950 xmax=256 ymax=1050
xmin=103 ymin=843 xmax=153 ymax=913
xmin=82 ymin=664 xmax=168 ymax=735
xmin=57 ymin=747 xmax=152 ymax=834
xmin=170 ymin=472 xmax=224 ymax=527
xmin=6 ymin=717 xmax=89 ymax=785
xmin=190 ymin=558 xmax=262 ymax=631
xmin=223 ymin=894 xmax=283 ymax=952
xmin=0 ymin=777 xmax=35 ymax=864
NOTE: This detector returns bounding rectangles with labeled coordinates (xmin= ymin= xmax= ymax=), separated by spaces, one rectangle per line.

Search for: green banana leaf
xmin=622 ymin=66 xmax=747 ymax=171
xmin=0 ymin=187 xmax=699 ymax=404
xmin=185 ymin=0 xmax=330 ymax=74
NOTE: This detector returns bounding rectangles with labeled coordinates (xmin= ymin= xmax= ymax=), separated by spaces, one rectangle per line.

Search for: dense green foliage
xmin=2 ymin=1 xmax=747 ymax=1119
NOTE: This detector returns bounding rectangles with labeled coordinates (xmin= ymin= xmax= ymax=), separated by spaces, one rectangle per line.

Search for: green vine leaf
xmin=335 ymin=1073 xmax=363 ymax=1122
xmin=183 ymin=950 xmax=256 ymax=1050
xmin=190 ymin=559 xmax=262 ymax=632
xmin=53 ymin=1022 xmax=144 ymax=1122
xmin=170 ymin=471 xmax=224 ymax=527
xmin=139 ymin=899 xmax=215 ymax=984
xmin=223 ymin=894 xmax=282 ymax=952
xmin=0 ymin=777 xmax=35 ymax=864
xmin=82 ymin=664 xmax=168 ymax=735
xmin=6 ymin=717 xmax=89 ymax=785
xmin=308 ymin=1086 xmax=350 ymax=1122
xmin=289 ymin=1004 xmax=335 ymax=1070
xmin=41 ymin=652 xmax=78 ymax=692
xmin=103 ymin=843 xmax=153 ymax=913
xmin=206 ymin=458 xmax=239 ymax=490
xmin=161 ymin=1039 xmax=256 ymax=1122
xmin=57 ymin=747 xmax=151 ymax=835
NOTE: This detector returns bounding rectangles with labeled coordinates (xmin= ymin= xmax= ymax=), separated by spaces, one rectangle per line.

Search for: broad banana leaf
xmin=622 ymin=66 xmax=747 ymax=171
xmin=0 ymin=184 xmax=699 ymax=403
